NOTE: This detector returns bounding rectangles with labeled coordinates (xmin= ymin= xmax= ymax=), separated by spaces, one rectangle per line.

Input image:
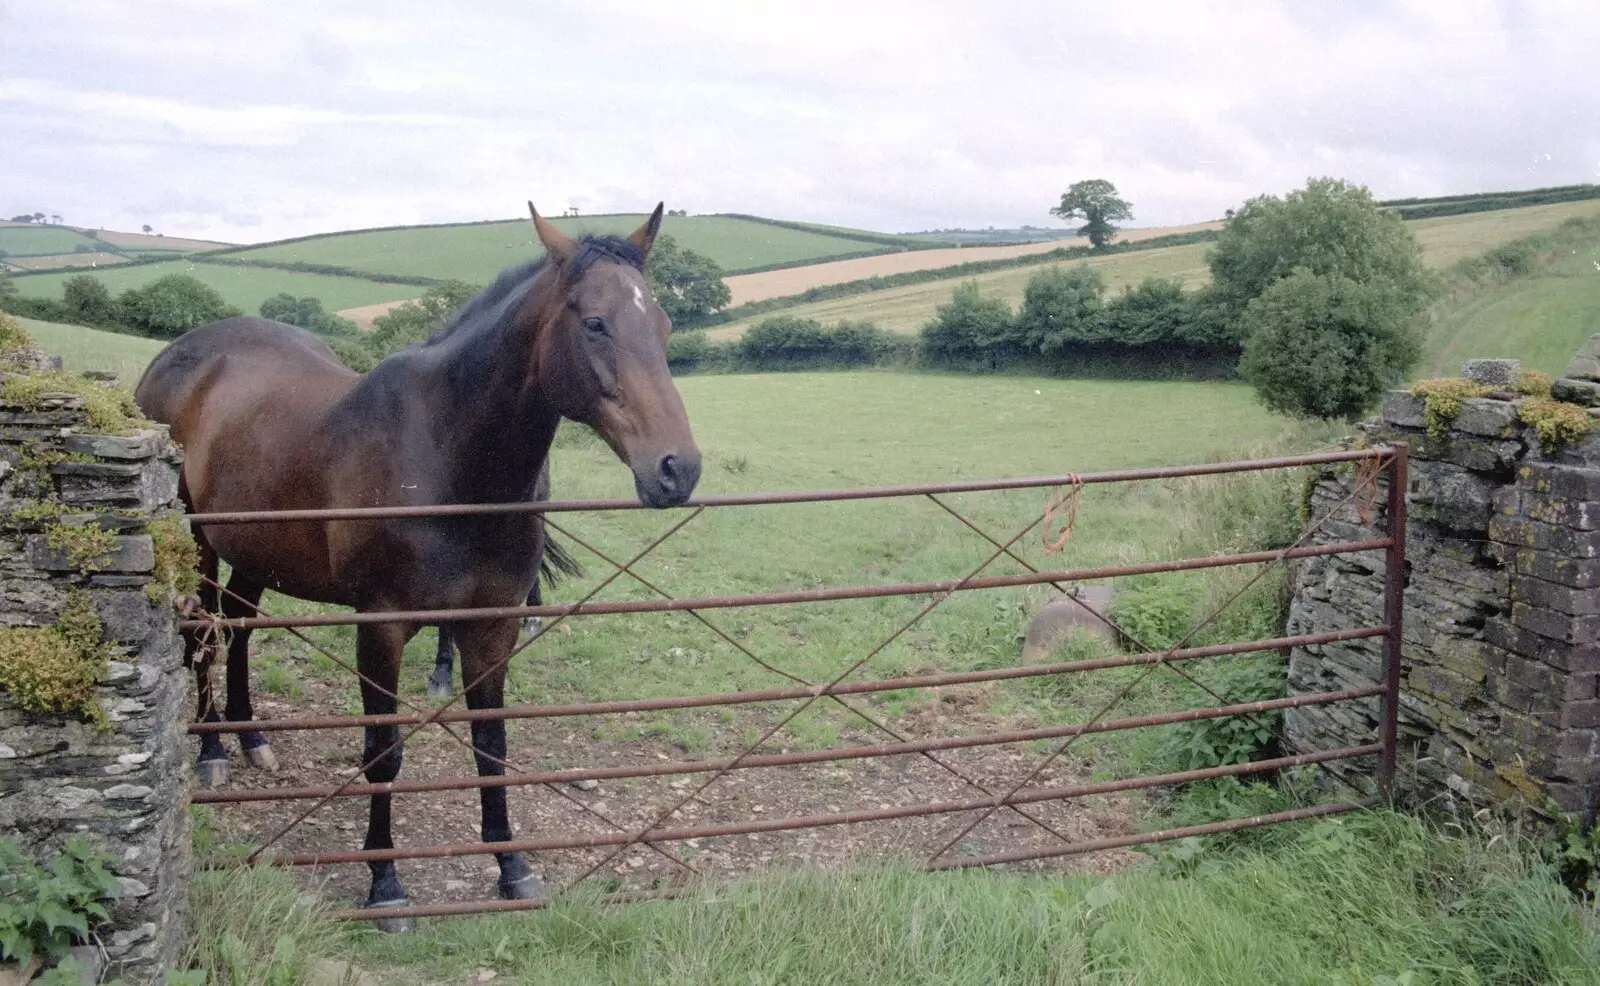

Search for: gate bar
xmin=180 ymin=538 xmax=1393 ymax=632
xmin=183 ymin=448 xmax=1390 ymax=525
xmin=195 ymin=686 xmax=1382 ymax=804
xmin=262 ymin=744 xmax=1380 ymax=868
xmin=1378 ymin=443 xmax=1409 ymax=792
xmin=190 ymin=625 xmax=1387 ymax=735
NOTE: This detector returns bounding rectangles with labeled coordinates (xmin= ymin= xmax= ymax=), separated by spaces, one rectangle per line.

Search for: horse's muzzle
xmin=636 ymin=452 xmax=701 ymax=507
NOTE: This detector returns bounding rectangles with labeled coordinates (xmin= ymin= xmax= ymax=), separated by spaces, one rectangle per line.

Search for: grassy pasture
xmin=1422 ymin=237 xmax=1600 ymax=377
xmin=11 ymin=316 xmax=167 ymax=382
xmin=220 ymin=214 xmax=925 ymax=282
xmin=10 ymin=258 xmax=423 ymax=314
xmin=707 ymin=198 xmax=1600 ymax=341
xmin=245 ymin=371 xmax=1336 ymax=769
xmin=0 ymin=225 xmax=103 ymax=256
xmin=6 ymin=251 xmax=132 ymax=271
xmin=190 ymin=805 xmax=1599 ymax=985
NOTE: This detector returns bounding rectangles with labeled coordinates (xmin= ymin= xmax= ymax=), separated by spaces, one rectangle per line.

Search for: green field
xmin=11 ymin=259 xmax=423 ymax=314
xmin=12 ymin=316 xmax=168 ymax=382
xmin=219 ymin=214 xmax=928 ymax=282
xmin=1422 ymin=229 xmax=1600 ymax=378
xmin=708 ymin=198 xmax=1600 ymax=341
xmin=0 ymin=225 xmax=103 ymax=256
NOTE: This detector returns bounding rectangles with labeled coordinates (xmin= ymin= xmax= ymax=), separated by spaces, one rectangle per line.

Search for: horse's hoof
xmin=426 ymin=678 xmax=453 ymax=700
xmin=498 ymin=871 xmax=546 ymax=902
xmin=244 ymin=744 xmax=278 ymax=771
xmin=365 ymin=899 xmax=415 ymax=934
xmin=196 ymin=759 xmax=230 ymax=788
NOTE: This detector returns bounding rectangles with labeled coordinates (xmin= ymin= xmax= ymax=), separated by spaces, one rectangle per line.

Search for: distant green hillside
xmin=11 ymin=258 xmax=423 ymax=313
xmin=210 ymin=213 xmax=937 ymax=282
xmin=1421 ymin=216 xmax=1600 ymax=378
xmin=0 ymin=225 xmax=104 ymax=257
xmin=11 ymin=316 xmax=167 ymax=383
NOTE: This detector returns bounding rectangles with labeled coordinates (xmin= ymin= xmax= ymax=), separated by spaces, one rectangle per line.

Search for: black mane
xmin=425 ymin=234 xmax=647 ymax=347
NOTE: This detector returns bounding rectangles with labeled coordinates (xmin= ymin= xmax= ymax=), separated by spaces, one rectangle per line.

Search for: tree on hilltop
xmin=1049 ymin=180 xmax=1134 ymax=249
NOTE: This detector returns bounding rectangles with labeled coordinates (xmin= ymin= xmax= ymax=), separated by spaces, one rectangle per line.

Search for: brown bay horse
xmin=134 ymin=205 xmax=700 ymax=921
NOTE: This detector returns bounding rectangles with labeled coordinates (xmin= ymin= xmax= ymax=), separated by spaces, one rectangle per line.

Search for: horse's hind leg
xmin=188 ymin=533 xmax=231 ymax=787
xmin=220 ymin=572 xmax=276 ymax=770
xmin=427 ymin=625 xmax=455 ymax=700
xmin=356 ymin=620 xmax=417 ymax=931
xmin=456 ymin=617 xmax=544 ymax=902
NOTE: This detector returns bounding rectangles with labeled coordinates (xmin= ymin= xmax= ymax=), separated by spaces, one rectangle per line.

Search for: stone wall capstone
xmin=0 ymin=369 xmax=191 ymax=984
xmin=1285 ymin=341 xmax=1600 ymax=821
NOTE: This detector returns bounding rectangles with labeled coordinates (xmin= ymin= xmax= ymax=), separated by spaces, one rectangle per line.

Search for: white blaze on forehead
xmin=631 ymin=283 xmax=646 ymax=313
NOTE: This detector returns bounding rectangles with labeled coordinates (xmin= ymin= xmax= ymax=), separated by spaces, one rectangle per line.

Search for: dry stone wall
xmin=1285 ymin=341 xmax=1600 ymax=821
xmin=0 ymin=368 xmax=191 ymax=984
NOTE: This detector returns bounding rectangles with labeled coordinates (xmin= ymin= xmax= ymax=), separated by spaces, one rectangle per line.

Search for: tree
xmin=118 ymin=275 xmax=240 ymax=338
xmin=1015 ymin=264 xmax=1105 ymax=352
xmin=645 ymin=235 xmax=731 ymax=327
xmin=61 ymin=275 xmax=120 ymax=327
xmin=9 ymin=215 xmax=35 ymax=223
xmin=1238 ymin=269 xmax=1422 ymax=420
xmin=1209 ymin=177 xmax=1434 ymax=417
xmin=1207 ymin=177 xmax=1432 ymax=316
xmin=1049 ymin=179 xmax=1134 ymax=249
xmin=919 ymin=280 xmax=1017 ymax=365
xmin=141 ymin=225 xmax=153 ymax=235
xmin=368 ymin=280 xmax=479 ymax=355
xmin=258 ymin=293 xmax=355 ymax=334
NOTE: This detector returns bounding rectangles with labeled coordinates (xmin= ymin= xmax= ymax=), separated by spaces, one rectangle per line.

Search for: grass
xmin=10 ymin=316 xmax=167 ymax=383
xmin=183 ymin=808 xmax=1600 ymax=985
xmin=0 ymin=225 xmax=103 ymax=256
xmin=6 ymin=251 xmax=132 ymax=271
xmin=220 ymin=214 xmax=930 ymax=282
xmin=243 ymin=372 xmax=1336 ymax=761
xmin=1421 ymin=229 xmax=1600 ymax=378
xmin=10 ymin=258 xmax=423 ymax=315
xmin=707 ymin=198 xmax=1600 ymax=341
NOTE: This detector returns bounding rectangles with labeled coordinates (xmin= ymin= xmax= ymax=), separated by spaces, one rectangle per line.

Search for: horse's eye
xmin=583 ymin=316 xmax=609 ymax=337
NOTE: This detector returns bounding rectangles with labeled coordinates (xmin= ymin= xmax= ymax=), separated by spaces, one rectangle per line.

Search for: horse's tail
xmin=540 ymin=536 xmax=584 ymax=587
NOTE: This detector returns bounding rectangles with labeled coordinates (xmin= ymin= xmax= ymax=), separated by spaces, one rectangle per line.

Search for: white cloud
xmin=3 ymin=0 xmax=1597 ymax=241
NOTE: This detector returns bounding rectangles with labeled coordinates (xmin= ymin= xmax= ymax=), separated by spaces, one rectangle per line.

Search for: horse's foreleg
xmin=220 ymin=573 xmax=275 ymax=770
xmin=456 ymin=617 xmax=543 ymax=902
xmin=356 ymin=620 xmax=416 ymax=931
xmin=428 ymin=625 xmax=455 ymax=700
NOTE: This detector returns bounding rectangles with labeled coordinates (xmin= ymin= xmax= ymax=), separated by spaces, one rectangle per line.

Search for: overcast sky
xmin=3 ymin=0 xmax=1596 ymax=244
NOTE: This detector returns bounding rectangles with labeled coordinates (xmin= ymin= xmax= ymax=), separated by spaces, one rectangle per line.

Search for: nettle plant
xmin=0 ymin=836 xmax=121 ymax=971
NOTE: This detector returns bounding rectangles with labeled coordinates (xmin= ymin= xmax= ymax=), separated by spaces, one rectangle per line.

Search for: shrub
xmin=60 ymin=275 xmax=122 ymax=328
xmin=1094 ymin=276 xmax=1189 ymax=346
xmin=259 ymin=293 xmax=358 ymax=335
xmin=739 ymin=315 xmax=829 ymax=367
xmin=919 ymin=281 xmax=1017 ymax=366
xmin=1239 ymin=269 xmax=1423 ymax=420
xmin=0 ymin=836 xmax=122 ymax=967
xmin=1015 ymin=264 xmax=1105 ymax=353
xmin=1411 ymin=377 xmax=1491 ymax=441
xmin=118 ymin=274 xmax=241 ymax=338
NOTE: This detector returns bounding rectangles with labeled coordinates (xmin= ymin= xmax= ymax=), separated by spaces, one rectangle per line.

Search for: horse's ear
xmin=528 ymin=201 xmax=578 ymax=263
xmin=628 ymin=202 xmax=665 ymax=257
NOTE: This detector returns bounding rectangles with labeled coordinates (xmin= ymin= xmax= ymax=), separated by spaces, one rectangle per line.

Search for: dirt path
xmin=206 ymin=666 xmax=1145 ymax=912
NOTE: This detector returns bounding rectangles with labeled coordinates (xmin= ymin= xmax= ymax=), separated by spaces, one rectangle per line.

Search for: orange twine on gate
xmin=1041 ymin=474 xmax=1084 ymax=556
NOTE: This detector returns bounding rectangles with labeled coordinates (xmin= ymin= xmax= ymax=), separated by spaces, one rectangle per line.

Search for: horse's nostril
xmin=658 ymin=454 xmax=679 ymax=492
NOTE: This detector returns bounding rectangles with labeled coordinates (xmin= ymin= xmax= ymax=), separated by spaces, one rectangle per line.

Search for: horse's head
xmin=526 ymin=202 xmax=702 ymax=508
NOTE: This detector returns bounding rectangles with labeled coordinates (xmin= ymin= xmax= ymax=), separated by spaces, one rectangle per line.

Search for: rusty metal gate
xmin=182 ymin=444 xmax=1408 ymax=922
